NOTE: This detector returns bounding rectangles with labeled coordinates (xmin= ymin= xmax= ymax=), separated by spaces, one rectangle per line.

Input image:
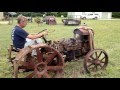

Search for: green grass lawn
xmin=0 ymin=17 xmax=120 ymax=78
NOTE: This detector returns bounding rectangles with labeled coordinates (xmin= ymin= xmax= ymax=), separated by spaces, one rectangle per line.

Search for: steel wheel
xmin=13 ymin=44 xmax=64 ymax=78
xmin=84 ymin=49 xmax=108 ymax=73
xmin=33 ymin=45 xmax=64 ymax=78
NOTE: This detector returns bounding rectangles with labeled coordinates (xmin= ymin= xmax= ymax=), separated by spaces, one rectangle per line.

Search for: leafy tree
xmin=15 ymin=12 xmax=67 ymax=17
xmin=112 ymin=12 xmax=120 ymax=18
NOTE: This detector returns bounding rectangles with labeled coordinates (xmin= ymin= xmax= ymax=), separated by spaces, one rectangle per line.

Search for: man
xmin=11 ymin=15 xmax=48 ymax=50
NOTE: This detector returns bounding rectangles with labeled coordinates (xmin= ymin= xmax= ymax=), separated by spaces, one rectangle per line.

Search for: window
xmin=95 ymin=14 xmax=98 ymax=15
xmin=89 ymin=14 xmax=93 ymax=15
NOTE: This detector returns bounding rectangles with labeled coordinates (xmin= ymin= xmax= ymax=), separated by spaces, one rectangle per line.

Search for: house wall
xmin=0 ymin=12 xmax=4 ymax=20
xmin=107 ymin=12 xmax=112 ymax=19
xmin=101 ymin=12 xmax=112 ymax=19
xmin=74 ymin=12 xmax=82 ymax=18
xmin=68 ymin=12 xmax=75 ymax=18
xmin=67 ymin=12 xmax=112 ymax=19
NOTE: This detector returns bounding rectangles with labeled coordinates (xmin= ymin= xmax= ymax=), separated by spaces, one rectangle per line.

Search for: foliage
xmin=34 ymin=17 xmax=41 ymax=26
xmin=112 ymin=12 xmax=120 ymax=18
xmin=16 ymin=12 xmax=67 ymax=17
xmin=8 ymin=12 xmax=120 ymax=18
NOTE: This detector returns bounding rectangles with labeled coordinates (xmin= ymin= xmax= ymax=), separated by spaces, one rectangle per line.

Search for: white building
xmin=68 ymin=12 xmax=112 ymax=19
xmin=0 ymin=12 xmax=4 ymax=20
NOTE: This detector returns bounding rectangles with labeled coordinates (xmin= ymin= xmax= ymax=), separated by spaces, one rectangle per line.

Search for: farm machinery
xmin=8 ymin=26 xmax=108 ymax=78
xmin=62 ymin=19 xmax=81 ymax=26
xmin=43 ymin=16 xmax=57 ymax=25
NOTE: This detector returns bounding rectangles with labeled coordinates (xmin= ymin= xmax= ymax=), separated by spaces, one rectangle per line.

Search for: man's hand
xmin=41 ymin=30 xmax=48 ymax=36
xmin=27 ymin=29 xmax=48 ymax=40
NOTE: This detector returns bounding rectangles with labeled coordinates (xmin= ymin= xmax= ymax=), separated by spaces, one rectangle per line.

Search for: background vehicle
xmin=81 ymin=13 xmax=100 ymax=19
xmin=43 ymin=16 xmax=57 ymax=25
xmin=62 ymin=19 xmax=81 ymax=26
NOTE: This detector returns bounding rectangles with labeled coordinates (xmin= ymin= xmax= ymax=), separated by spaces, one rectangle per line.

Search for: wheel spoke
xmin=90 ymin=55 xmax=95 ymax=60
xmin=100 ymin=56 xmax=105 ymax=61
xmin=95 ymin=52 xmax=98 ymax=59
xmin=100 ymin=61 xmax=105 ymax=63
xmin=87 ymin=63 xmax=94 ymax=68
xmin=99 ymin=63 xmax=103 ymax=68
xmin=92 ymin=65 xmax=98 ymax=71
xmin=95 ymin=65 xmax=98 ymax=71
xmin=98 ymin=51 xmax=102 ymax=59
xmin=45 ymin=52 xmax=57 ymax=64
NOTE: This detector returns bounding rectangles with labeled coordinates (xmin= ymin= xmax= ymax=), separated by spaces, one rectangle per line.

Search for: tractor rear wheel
xmin=13 ymin=44 xmax=64 ymax=78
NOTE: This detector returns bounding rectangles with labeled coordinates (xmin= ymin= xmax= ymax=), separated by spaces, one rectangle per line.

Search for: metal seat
xmin=7 ymin=44 xmax=20 ymax=63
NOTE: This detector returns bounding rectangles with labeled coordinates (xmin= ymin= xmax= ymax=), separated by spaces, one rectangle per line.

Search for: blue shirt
xmin=11 ymin=25 xmax=29 ymax=49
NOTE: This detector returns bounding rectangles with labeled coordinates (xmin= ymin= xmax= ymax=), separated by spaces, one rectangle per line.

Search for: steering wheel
xmin=38 ymin=29 xmax=55 ymax=44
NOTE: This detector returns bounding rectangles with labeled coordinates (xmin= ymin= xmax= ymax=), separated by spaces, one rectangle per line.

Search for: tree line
xmin=7 ymin=12 xmax=120 ymax=18
xmin=112 ymin=12 xmax=120 ymax=18
xmin=16 ymin=12 xmax=67 ymax=17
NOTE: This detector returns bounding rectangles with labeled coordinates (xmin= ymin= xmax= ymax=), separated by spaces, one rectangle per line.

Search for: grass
xmin=0 ymin=17 xmax=120 ymax=78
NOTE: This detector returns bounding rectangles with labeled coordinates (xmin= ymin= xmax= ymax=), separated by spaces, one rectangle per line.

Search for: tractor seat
xmin=7 ymin=44 xmax=20 ymax=63
xmin=12 ymin=48 xmax=20 ymax=52
xmin=9 ymin=44 xmax=20 ymax=52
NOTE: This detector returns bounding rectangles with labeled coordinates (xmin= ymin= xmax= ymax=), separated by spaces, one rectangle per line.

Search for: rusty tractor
xmin=62 ymin=19 xmax=81 ymax=26
xmin=8 ymin=26 xmax=108 ymax=78
xmin=52 ymin=26 xmax=108 ymax=73
xmin=43 ymin=16 xmax=57 ymax=25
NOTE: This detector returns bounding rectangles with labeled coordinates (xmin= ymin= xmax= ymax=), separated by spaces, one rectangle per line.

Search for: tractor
xmin=8 ymin=26 xmax=108 ymax=78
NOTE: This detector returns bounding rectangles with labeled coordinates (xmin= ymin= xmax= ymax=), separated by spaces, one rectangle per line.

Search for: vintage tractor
xmin=8 ymin=26 xmax=108 ymax=78
xmin=62 ymin=19 xmax=81 ymax=26
xmin=43 ymin=16 xmax=57 ymax=25
xmin=51 ymin=26 xmax=108 ymax=73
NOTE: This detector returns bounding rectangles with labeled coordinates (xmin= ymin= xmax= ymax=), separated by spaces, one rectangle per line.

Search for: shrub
xmin=34 ymin=17 xmax=41 ymax=26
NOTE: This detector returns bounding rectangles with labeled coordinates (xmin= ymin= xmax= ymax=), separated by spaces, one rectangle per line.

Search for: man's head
xmin=17 ymin=15 xmax=28 ymax=28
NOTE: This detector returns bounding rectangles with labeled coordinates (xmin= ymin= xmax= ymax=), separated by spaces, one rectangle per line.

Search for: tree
xmin=15 ymin=12 xmax=67 ymax=17
xmin=112 ymin=12 xmax=120 ymax=18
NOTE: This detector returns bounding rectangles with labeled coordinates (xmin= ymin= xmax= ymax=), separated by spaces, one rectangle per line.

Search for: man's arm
xmin=27 ymin=31 xmax=48 ymax=40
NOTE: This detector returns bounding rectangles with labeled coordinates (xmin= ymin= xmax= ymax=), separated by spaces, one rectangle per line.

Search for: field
xmin=0 ymin=17 xmax=120 ymax=78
